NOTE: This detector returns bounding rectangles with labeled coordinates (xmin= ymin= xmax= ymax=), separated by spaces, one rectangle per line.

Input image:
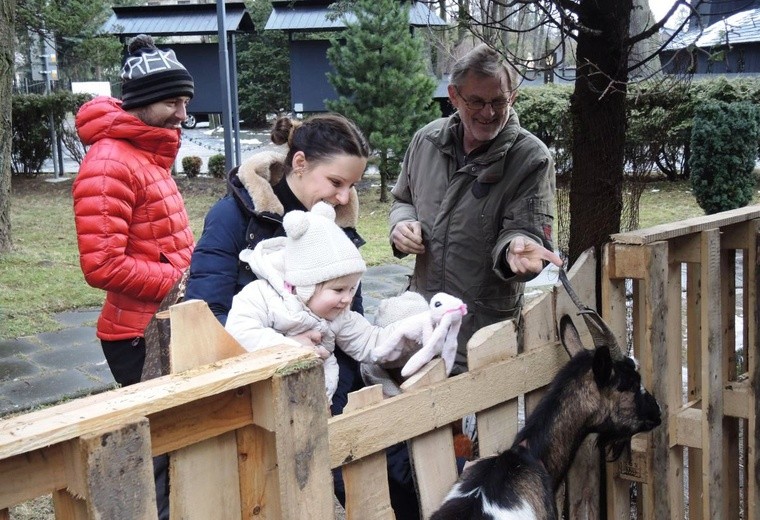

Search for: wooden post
xmin=748 ymin=221 xmax=760 ymax=520
xmin=721 ymin=247 xmax=741 ymax=520
xmin=700 ymin=229 xmax=725 ymax=518
xmin=59 ymin=418 xmax=157 ymax=519
xmin=603 ymin=243 xmax=633 ymax=520
xmin=641 ymin=241 xmax=680 ymax=519
xmin=468 ymin=319 xmax=519 ymax=457
xmin=342 ymin=385 xmax=395 ymax=520
xmin=168 ymin=300 xmax=248 ymax=519
xmin=401 ymin=359 xmax=457 ymax=519
xmin=270 ymin=362 xmax=334 ymax=519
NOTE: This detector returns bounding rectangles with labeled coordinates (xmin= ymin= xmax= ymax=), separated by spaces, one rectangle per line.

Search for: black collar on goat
xmin=430 ymin=272 xmax=662 ymax=520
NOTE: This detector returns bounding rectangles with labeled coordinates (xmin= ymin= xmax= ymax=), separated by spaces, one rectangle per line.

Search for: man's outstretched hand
xmin=506 ymin=236 xmax=563 ymax=275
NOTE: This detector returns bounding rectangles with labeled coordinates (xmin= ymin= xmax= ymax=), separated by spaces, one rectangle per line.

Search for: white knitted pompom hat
xmin=282 ymin=201 xmax=366 ymax=302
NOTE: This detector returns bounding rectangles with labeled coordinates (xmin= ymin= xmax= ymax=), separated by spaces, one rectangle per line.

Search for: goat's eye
xmin=434 ymin=301 xmax=442 ymax=308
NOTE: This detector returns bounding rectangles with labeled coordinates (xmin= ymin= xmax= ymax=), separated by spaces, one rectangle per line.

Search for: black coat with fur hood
xmin=184 ymin=150 xmax=365 ymax=325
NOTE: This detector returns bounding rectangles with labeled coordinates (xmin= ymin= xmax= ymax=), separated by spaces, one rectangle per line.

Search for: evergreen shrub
xmin=208 ymin=154 xmax=227 ymax=179
xmin=12 ymin=91 xmax=91 ymax=175
xmin=182 ymin=156 xmax=202 ymax=178
xmin=689 ymin=100 xmax=759 ymax=214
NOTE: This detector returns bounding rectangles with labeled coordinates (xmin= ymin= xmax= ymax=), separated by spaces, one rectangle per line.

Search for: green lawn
xmin=1 ymin=174 xmax=756 ymax=339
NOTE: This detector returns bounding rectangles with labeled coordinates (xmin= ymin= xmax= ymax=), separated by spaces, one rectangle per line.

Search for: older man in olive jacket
xmin=390 ymin=44 xmax=563 ymax=373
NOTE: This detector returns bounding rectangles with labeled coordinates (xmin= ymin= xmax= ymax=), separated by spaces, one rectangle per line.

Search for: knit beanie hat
xmin=282 ymin=202 xmax=366 ymax=302
xmin=120 ymin=34 xmax=194 ymax=110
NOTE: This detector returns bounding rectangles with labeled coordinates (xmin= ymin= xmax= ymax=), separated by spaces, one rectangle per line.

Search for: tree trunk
xmin=0 ymin=0 xmax=15 ymax=253
xmin=377 ymin=153 xmax=389 ymax=202
xmin=568 ymin=0 xmax=632 ymax=264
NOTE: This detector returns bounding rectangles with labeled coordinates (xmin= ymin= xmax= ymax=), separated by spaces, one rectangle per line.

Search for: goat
xmin=430 ymin=271 xmax=662 ymax=520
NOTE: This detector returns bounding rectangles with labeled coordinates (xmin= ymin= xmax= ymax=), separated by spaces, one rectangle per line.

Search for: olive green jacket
xmin=389 ymin=110 xmax=555 ymax=371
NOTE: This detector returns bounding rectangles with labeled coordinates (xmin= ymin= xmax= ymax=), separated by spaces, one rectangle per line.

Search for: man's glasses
xmin=454 ymin=86 xmax=511 ymax=112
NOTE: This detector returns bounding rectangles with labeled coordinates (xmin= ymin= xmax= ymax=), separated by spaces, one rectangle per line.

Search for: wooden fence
xmin=0 ymin=207 xmax=757 ymax=519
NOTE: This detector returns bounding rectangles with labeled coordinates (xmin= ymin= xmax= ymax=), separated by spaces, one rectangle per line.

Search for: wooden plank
xmin=637 ymin=241 xmax=677 ymax=520
xmin=342 ymin=385 xmax=395 ymax=520
xmin=328 ymin=341 xmax=566 ymax=469
xmin=149 ymin=386 xmax=253 ymax=455
xmin=611 ymin=205 xmax=760 ymax=245
xmin=68 ymin=418 xmax=157 ymax=519
xmin=606 ymin=243 xmax=649 ymax=279
xmin=168 ymin=299 xmax=247 ymax=519
xmin=0 ymin=346 xmax=315 ymax=460
xmin=52 ymin=489 xmax=88 ymax=520
xmin=557 ymin=248 xmax=600 ymax=520
xmin=616 ymin=435 xmax=654 ymax=483
xmin=467 ymin=319 xmax=519 ymax=457
xmin=0 ymin=445 xmax=65 ymax=508
xmin=401 ymin=359 xmax=456 ymax=519
xmin=170 ymin=431 xmax=242 ymax=519
xmin=686 ymin=261 xmax=703 ymax=520
xmin=236 ymin=424 xmax=281 ymax=519
xmin=670 ymin=234 xmax=701 ymax=264
xmin=700 ymin=228 xmax=724 ymax=519
xmin=602 ymin=243 xmax=633 ymax=520
xmin=721 ymin=249 xmax=741 ymax=520
xmin=665 ymin=242 xmax=686 ymax=520
xmin=723 ymin=383 xmax=750 ymax=419
xmin=168 ymin=299 xmax=247 ymax=371
xmin=748 ymin=223 xmax=760 ymax=520
xmin=271 ymin=363 xmax=334 ymax=519
xmin=672 ymin=407 xmax=702 ymax=448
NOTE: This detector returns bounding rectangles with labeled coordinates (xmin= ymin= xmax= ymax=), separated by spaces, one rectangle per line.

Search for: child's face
xmin=307 ymin=273 xmax=363 ymax=320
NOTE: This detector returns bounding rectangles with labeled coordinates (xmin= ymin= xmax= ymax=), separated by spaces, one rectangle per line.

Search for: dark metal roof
xmin=100 ymin=2 xmax=255 ymax=38
xmin=265 ymin=0 xmax=447 ymax=31
xmin=667 ymin=7 xmax=760 ymax=49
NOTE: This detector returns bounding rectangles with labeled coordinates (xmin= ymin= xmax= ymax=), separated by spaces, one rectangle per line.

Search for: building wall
xmin=289 ymin=39 xmax=337 ymax=113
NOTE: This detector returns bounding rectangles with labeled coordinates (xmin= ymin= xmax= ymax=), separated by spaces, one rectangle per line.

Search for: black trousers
xmin=101 ymin=338 xmax=169 ymax=520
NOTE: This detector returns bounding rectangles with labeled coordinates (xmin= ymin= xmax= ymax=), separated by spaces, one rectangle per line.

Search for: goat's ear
xmin=559 ymin=315 xmax=585 ymax=357
xmin=592 ymin=346 xmax=614 ymax=388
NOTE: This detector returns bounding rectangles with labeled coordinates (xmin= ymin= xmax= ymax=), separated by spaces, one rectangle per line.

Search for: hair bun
xmin=282 ymin=210 xmax=310 ymax=240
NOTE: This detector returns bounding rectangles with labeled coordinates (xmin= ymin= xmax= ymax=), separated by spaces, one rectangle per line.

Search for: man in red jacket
xmin=72 ymin=34 xmax=195 ymax=519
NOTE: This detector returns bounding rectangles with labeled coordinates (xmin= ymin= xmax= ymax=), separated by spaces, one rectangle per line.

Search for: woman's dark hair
xmin=271 ymin=113 xmax=370 ymax=174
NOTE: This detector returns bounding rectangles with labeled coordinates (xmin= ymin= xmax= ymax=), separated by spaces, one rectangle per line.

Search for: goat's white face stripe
xmin=481 ymin=497 xmax=538 ymax=519
xmin=443 ymin=484 xmax=538 ymax=520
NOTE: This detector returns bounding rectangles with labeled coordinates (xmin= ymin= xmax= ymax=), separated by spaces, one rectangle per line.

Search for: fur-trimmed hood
xmin=233 ymin=150 xmax=360 ymax=228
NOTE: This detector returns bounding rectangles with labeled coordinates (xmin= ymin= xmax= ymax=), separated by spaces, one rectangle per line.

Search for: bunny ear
xmin=282 ymin=210 xmax=310 ymax=239
xmin=401 ymin=344 xmax=435 ymax=378
xmin=558 ymin=269 xmax=624 ymax=361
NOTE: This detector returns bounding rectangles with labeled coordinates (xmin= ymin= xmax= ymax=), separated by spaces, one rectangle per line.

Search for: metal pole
xmin=230 ymin=34 xmax=241 ymax=166
xmin=45 ymin=74 xmax=60 ymax=179
xmin=216 ymin=0 xmax=235 ymax=173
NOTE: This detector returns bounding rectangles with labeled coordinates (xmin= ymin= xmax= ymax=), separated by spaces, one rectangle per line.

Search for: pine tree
xmin=326 ymin=0 xmax=439 ymax=202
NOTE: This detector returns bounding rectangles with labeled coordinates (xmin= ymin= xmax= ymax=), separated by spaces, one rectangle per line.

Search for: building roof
xmin=265 ymin=0 xmax=447 ymax=31
xmin=667 ymin=7 xmax=760 ymax=49
xmin=100 ymin=2 xmax=255 ymax=38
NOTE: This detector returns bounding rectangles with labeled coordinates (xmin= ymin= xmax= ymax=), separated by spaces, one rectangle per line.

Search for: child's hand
xmin=292 ymin=330 xmax=322 ymax=347
xmin=313 ymin=345 xmax=330 ymax=360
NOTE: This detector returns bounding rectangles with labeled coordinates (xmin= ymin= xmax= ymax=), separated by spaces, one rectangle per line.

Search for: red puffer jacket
xmin=73 ymin=97 xmax=194 ymax=341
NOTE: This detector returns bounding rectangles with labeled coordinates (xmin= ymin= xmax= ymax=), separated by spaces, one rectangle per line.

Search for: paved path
xmin=0 ymin=264 xmax=414 ymax=417
xmin=0 ymin=262 xmax=558 ymax=418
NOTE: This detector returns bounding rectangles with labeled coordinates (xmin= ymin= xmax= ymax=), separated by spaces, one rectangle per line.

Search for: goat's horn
xmin=558 ymin=270 xmax=624 ymax=361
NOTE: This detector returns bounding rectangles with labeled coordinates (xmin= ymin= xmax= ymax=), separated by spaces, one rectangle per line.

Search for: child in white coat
xmin=225 ymin=202 xmax=464 ymax=405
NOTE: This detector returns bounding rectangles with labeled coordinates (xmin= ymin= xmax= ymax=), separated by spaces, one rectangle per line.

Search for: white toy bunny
xmin=372 ymin=292 xmax=468 ymax=377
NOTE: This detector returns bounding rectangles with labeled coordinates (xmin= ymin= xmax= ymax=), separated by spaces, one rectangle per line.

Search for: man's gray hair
xmin=450 ymin=44 xmax=519 ymax=92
